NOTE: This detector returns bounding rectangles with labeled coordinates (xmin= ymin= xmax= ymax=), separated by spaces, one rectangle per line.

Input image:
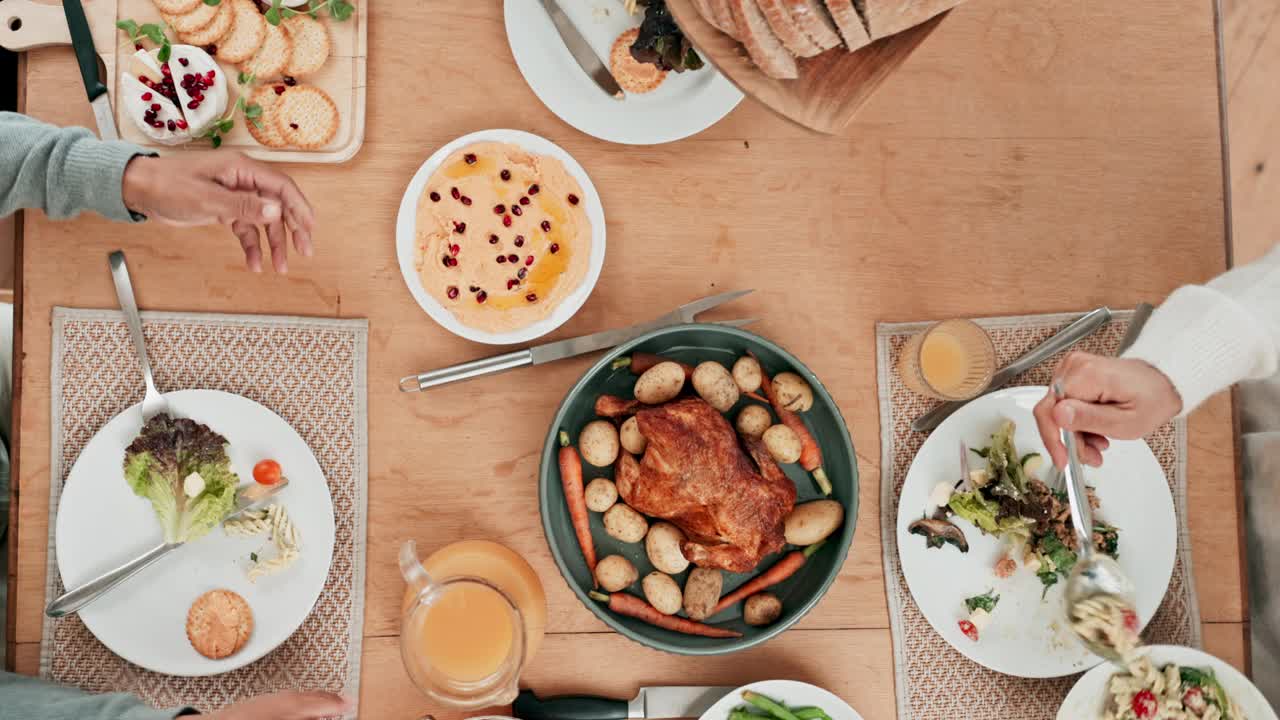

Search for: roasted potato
xmin=773 ymin=372 xmax=814 ymax=412
xmin=735 ymin=404 xmax=772 ymax=439
xmin=642 ymin=572 xmax=683 ymax=615
xmin=579 ymin=420 xmax=621 ymax=467
xmin=763 ymin=424 xmax=803 ymax=464
xmin=619 ymin=416 xmax=647 ymax=455
xmin=743 ymin=593 xmax=783 ymax=627
xmin=584 ymin=477 xmax=618 ymax=513
xmin=682 ymin=567 xmax=724 ymax=621
xmin=783 ymin=499 xmax=844 ymax=546
xmin=603 ymin=503 xmax=649 ymax=543
xmin=732 ymin=356 xmax=763 ymax=393
xmin=595 ymin=555 xmax=638 ymax=592
xmin=645 ymin=522 xmax=690 ymax=574
xmin=691 ymin=361 xmax=740 ymax=412
xmin=634 ymin=361 xmax=685 ymax=404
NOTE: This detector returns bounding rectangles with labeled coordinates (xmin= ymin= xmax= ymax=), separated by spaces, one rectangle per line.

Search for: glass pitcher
xmin=399 ymin=540 xmax=526 ymax=709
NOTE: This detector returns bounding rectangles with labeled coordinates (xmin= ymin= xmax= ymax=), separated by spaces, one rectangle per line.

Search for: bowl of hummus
xmin=396 ymin=130 xmax=606 ymax=344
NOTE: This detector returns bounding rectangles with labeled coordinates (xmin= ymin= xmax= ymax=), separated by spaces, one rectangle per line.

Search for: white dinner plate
xmin=896 ymin=386 xmax=1177 ymax=678
xmin=1058 ymin=645 xmax=1278 ymax=720
xmin=55 ymin=390 xmax=335 ymax=676
xmin=503 ymin=0 xmax=743 ymax=145
xmin=699 ymin=680 xmax=865 ymax=720
xmin=395 ymin=128 xmax=607 ymax=345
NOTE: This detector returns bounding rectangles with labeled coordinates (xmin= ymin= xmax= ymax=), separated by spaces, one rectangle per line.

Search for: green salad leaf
xmin=964 ymin=590 xmax=1000 ymax=614
xmin=948 ymin=491 xmax=1034 ymax=544
xmin=1179 ymin=666 xmax=1232 ymax=714
xmin=124 ymin=413 xmax=238 ymax=544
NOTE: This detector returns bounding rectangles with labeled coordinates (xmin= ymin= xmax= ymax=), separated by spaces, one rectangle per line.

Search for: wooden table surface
xmin=6 ymin=1 xmax=1245 ymax=717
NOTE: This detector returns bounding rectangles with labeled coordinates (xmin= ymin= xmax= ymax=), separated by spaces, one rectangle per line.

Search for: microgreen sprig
xmin=264 ymin=0 xmax=354 ymax=26
xmin=201 ymin=97 xmax=264 ymax=148
xmin=117 ymin=19 xmax=173 ymax=62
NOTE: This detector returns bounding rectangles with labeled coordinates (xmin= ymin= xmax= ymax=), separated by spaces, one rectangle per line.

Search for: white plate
xmin=896 ymin=386 xmax=1177 ymax=678
xmin=55 ymin=390 xmax=335 ymax=676
xmin=1059 ymin=645 xmax=1278 ymax=720
xmin=699 ymin=680 xmax=865 ymax=720
xmin=395 ymin=129 xmax=607 ymax=345
xmin=504 ymin=0 xmax=743 ymax=145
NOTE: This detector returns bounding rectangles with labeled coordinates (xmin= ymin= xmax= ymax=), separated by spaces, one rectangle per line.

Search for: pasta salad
xmin=1104 ymin=655 xmax=1246 ymax=720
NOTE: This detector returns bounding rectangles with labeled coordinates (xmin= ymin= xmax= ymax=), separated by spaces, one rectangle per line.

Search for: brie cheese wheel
xmin=167 ymin=45 xmax=229 ymax=137
xmin=127 ymin=49 xmax=165 ymax=83
xmin=120 ymin=73 xmax=190 ymax=145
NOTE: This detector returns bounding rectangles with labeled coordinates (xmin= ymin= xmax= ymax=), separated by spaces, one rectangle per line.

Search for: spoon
xmin=1054 ymin=381 xmax=1137 ymax=662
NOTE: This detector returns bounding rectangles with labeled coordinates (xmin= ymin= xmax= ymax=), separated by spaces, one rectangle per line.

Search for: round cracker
xmin=163 ymin=1 xmax=222 ymax=34
xmin=274 ymin=85 xmax=338 ymax=149
xmin=248 ymin=84 xmax=291 ymax=148
xmin=240 ymin=18 xmax=292 ymax=79
xmin=152 ymin=0 xmax=201 ymax=15
xmin=177 ymin=0 xmax=233 ymax=47
xmin=186 ymin=589 xmax=253 ymax=660
xmin=215 ymin=0 xmax=268 ymax=64
xmin=610 ymin=28 xmax=667 ymax=94
xmin=281 ymin=14 xmax=329 ymax=77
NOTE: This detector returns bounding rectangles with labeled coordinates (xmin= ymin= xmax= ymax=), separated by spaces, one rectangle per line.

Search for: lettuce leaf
xmin=124 ymin=413 xmax=238 ymax=544
xmin=947 ymin=491 xmax=1034 ymax=543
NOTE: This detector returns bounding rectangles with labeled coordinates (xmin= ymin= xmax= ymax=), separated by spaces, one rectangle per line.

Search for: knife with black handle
xmin=61 ymin=0 xmax=118 ymax=140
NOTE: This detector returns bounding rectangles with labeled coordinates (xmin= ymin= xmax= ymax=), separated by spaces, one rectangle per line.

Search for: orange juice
xmin=414 ymin=581 xmax=515 ymax=682
xmin=920 ymin=330 xmax=968 ymax=395
xmin=897 ymin=319 xmax=996 ymax=400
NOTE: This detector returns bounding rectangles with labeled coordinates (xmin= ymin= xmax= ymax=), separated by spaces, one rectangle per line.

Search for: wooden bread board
xmin=665 ymin=0 xmax=946 ymax=134
xmin=0 ymin=0 xmax=366 ymax=163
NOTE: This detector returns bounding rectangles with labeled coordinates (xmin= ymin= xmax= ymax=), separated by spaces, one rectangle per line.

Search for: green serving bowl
xmin=538 ymin=324 xmax=858 ymax=655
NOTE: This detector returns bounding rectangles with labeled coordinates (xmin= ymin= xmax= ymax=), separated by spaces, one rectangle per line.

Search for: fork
xmin=109 ymin=251 xmax=168 ymax=421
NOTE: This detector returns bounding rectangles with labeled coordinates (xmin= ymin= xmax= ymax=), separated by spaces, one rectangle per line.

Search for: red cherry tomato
xmin=958 ymin=620 xmax=979 ymax=642
xmin=1122 ymin=609 xmax=1139 ymax=633
xmin=1182 ymin=687 xmax=1205 ymax=712
xmin=253 ymin=459 xmax=282 ymax=485
xmin=1131 ymin=689 xmax=1157 ymax=719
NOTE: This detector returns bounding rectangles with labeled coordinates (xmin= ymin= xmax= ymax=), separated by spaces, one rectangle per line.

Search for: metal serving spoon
xmin=1055 ymin=381 xmax=1137 ymax=662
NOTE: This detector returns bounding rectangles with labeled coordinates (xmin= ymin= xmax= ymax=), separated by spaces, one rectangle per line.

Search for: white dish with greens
xmin=896 ymin=386 xmax=1176 ymax=678
xmin=55 ymin=390 xmax=334 ymax=676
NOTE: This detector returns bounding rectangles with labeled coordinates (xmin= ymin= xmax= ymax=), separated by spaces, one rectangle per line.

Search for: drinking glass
xmin=897 ymin=318 xmax=996 ymax=401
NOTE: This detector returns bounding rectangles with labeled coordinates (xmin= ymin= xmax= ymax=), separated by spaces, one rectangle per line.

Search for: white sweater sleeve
xmin=1122 ymin=244 xmax=1280 ymax=415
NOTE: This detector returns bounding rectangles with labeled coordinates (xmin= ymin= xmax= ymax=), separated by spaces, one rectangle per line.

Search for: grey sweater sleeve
xmin=0 ymin=112 xmax=151 ymax=222
xmin=0 ymin=672 xmax=193 ymax=720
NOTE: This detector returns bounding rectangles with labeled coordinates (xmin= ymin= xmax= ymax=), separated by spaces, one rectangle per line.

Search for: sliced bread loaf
xmin=703 ymin=0 xmax=742 ymax=39
xmin=755 ymin=0 xmax=823 ymax=57
xmin=784 ymin=0 xmax=842 ymax=51
xmin=822 ymin=0 xmax=871 ymax=51
xmin=728 ymin=0 xmax=797 ymax=79
xmin=862 ymin=0 xmax=959 ymax=40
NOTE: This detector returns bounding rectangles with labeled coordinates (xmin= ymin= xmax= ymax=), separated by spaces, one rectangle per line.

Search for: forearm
xmin=1124 ymin=244 xmax=1280 ymax=414
xmin=0 ymin=672 xmax=190 ymax=720
xmin=0 ymin=112 xmax=150 ymax=221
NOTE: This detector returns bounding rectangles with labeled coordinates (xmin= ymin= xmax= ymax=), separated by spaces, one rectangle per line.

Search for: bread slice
xmin=152 ymin=0 xmax=201 ymax=15
xmin=240 ymin=18 xmax=292 ymax=79
xmin=273 ymin=85 xmax=338 ymax=149
xmin=177 ymin=0 xmax=233 ymax=47
xmin=862 ymin=0 xmax=959 ymax=39
xmin=822 ymin=0 xmax=871 ymax=51
xmin=703 ymin=0 xmax=742 ymax=40
xmin=163 ymin=1 xmax=221 ymax=34
xmin=215 ymin=0 xmax=267 ymax=64
xmin=729 ymin=0 xmax=798 ymax=79
xmin=247 ymin=84 xmax=290 ymax=148
xmin=784 ymin=0 xmax=842 ymax=51
xmin=281 ymin=14 xmax=330 ymax=77
xmin=755 ymin=0 xmax=822 ymax=57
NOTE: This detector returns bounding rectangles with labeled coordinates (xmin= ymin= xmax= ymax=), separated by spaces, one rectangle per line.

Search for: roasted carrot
xmin=590 ymin=591 xmax=743 ymax=638
xmin=614 ymin=352 xmax=695 ymax=379
xmin=559 ymin=430 xmax=597 ymax=583
xmin=751 ymin=354 xmax=831 ymax=496
xmin=712 ymin=541 xmax=826 ymax=615
xmin=744 ymin=390 xmax=769 ymax=403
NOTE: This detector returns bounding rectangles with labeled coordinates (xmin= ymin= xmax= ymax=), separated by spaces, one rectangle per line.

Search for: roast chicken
xmin=606 ymin=397 xmax=797 ymax=573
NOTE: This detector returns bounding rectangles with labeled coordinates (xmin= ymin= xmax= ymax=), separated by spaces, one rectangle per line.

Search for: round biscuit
xmin=274 ymin=85 xmax=338 ymax=149
xmin=240 ymin=18 xmax=292 ymax=80
xmin=215 ymin=0 xmax=268 ymax=64
xmin=176 ymin=0 xmax=233 ymax=47
xmin=281 ymin=14 xmax=329 ymax=77
xmin=152 ymin=0 xmax=201 ymax=15
xmin=185 ymin=589 xmax=253 ymax=660
xmin=248 ymin=84 xmax=291 ymax=148
xmin=609 ymin=28 xmax=667 ymax=94
xmin=164 ymin=1 xmax=222 ymax=34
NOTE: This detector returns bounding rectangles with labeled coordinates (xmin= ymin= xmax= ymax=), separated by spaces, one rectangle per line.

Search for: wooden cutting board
xmin=665 ymin=0 xmax=946 ymax=134
xmin=0 ymin=0 xmax=366 ymax=163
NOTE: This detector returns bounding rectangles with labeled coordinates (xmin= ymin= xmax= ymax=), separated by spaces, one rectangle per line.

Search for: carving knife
xmin=538 ymin=0 xmax=624 ymax=99
xmin=62 ymin=0 xmax=118 ymax=141
xmin=513 ymin=686 xmax=734 ymax=720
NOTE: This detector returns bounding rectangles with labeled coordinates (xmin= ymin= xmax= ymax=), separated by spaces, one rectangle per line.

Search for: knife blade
xmin=513 ymin=686 xmax=734 ymax=720
xmin=911 ymin=307 xmax=1113 ymax=433
xmin=1116 ymin=303 xmax=1154 ymax=355
xmin=61 ymin=0 xmax=118 ymax=141
xmin=538 ymin=0 xmax=625 ymax=99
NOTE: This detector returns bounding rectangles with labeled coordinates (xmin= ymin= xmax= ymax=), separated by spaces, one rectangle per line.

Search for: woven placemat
xmin=877 ymin=310 xmax=1201 ymax=720
xmin=39 ymin=308 xmax=369 ymax=714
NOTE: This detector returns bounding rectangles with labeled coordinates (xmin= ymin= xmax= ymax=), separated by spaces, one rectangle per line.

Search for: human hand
xmin=202 ymin=690 xmax=354 ymax=720
xmin=1033 ymin=351 xmax=1182 ymax=468
xmin=121 ymin=152 xmax=315 ymax=273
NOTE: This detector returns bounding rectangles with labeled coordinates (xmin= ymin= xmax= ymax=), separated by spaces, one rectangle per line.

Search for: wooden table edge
xmin=4 ymin=45 xmax=28 ymax=674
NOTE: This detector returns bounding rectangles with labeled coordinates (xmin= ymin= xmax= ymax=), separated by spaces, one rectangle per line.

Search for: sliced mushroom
xmin=908 ymin=517 xmax=969 ymax=553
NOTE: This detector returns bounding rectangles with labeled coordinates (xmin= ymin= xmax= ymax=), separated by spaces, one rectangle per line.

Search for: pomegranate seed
xmin=550 ymin=243 xmax=560 ymax=253
xmin=274 ymin=85 xmax=286 ymax=95
xmin=526 ymin=293 xmax=537 ymax=302
xmin=450 ymin=187 xmax=460 ymax=200
xmin=151 ymin=103 xmax=161 ymax=111
xmin=289 ymin=123 xmax=299 ymax=129
xmin=176 ymin=119 xmax=188 ymax=129
xmin=441 ymin=256 xmax=451 ymax=267
xmin=429 ymin=191 xmax=441 ymax=202
xmin=469 ymin=285 xmax=480 ymax=292
xmin=167 ymin=119 xmax=176 ymax=131
xmin=511 ymin=205 xmax=523 ymax=217
xmin=517 ymin=267 xmax=527 ymax=279
xmin=494 ymin=204 xmax=505 ymax=214
xmin=205 ymin=44 xmax=217 ymax=54
xmin=541 ymin=220 xmax=552 ymax=232
xmin=514 ymin=235 xmax=525 ymax=247
xmin=519 ymin=196 xmax=531 ymax=205
xmin=449 ymin=243 xmax=460 ymax=255
xmin=464 ymin=153 xmax=477 ymax=164
xmin=568 ymin=193 xmax=580 ymax=205
xmin=206 ymin=70 xmax=215 ymax=80
xmin=151 ymin=120 xmax=164 ymax=129
xmin=446 ymin=286 xmax=459 ymax=299
xmin=503 ymin=215 xmax=512 ymax=227
xmin=525 ymin=255 xmax=534 ymax=266
xmin=161 ymin=63 xmax=171 ymax=76
xmin=528 ymin=184 xmax=540 ymax=195
xmin=183 ymin=73 xmax=194 ymax=82
xmin=142 ymin=92 xmax=153 ymax=101
xmin=453 ymin=221 xmax=466 ymax=234
xmin=507 ymin=279 xmax=518 ymax=290
xmin=135 ymin=43 xmax=144 ymax=51
xmin=179 ymin=57 xmax=189 ymax=66
xmin=283 ymin=75 xmax=297 ymax=86
xmin=476 ymin=291 xmax=488 ymax=303
xmin=488 ymin=234 xmax=499 ymax=244
xmin=187 ymin=100 xmax=198 ymax=109
xmin=500 ymin=169 xmax=511 ymax=181
xmin=507 ymin=254 xmax=518 ymax=263
xmin=497 ymin=255 xmax=507 ymax=264
xmin=460 ymin=196 xmax=472 ymax=206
